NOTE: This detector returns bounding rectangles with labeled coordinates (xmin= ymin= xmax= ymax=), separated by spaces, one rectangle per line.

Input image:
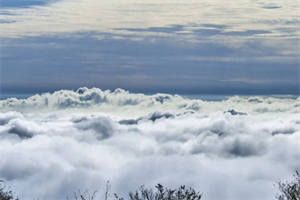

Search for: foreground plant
xmin=115 ymin=184 xmax=202 ymax=200
xmin=0 ymin=180 xmax=19 ymax=200
xmin=277 ymin=171 xmax=300 ymax=200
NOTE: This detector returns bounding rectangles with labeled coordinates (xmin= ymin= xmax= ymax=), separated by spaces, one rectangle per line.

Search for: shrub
xmin=67 ymin=181 xmax=110 ymax=200
xmin=0 ymin=180 xmax=19 ymax=200
xmin=277 ymin=171 xmax=300 ymax=200
xmin=115 ymin=184 xmax=202 ymax=200
xmin=68 ymin=190 xmax=98 ymax=200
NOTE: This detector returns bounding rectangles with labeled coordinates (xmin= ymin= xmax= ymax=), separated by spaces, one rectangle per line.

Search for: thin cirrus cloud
xmin=0 ymin=0 xmax=298 ymax=40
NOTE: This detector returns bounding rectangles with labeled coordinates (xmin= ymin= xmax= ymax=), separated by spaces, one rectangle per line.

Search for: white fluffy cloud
xmin=0 ymin=87 xmax=299 ymax=115
xmin=0 ymin=88 xmax=299 ymax=200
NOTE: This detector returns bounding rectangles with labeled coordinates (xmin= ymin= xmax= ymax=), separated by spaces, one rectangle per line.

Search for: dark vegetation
xmin=277 ymin=171 xmax=300 ymax=200
xmin=0 ymin=180 xmax=18 ymax=200
xmin=115 ymin=184 xmax=202 ymax=200
xmin=1 ymin=171 xmax=299 ymax=200
xmin=66 ymin=184 xmax=202 ymax=200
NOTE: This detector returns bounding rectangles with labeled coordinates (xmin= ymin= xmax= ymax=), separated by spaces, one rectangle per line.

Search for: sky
xmin=0 ymin=0 xmax=299 ymax=95
xmin=1 ymin=2 xmax=300 ymax=199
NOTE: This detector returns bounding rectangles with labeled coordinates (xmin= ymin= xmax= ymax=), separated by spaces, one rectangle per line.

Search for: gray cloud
xmin=74 ymin=116 xmax=115 ymax=140
xmin=222 ymin=30 xmax=272 ymax=36
xmin=1 ymin=31 xmax=298 ymax=95
xmin=262 ymin=5 xmax=282 ymax=9
xmin=0 ymin=19 xmax=16 ymax=23
xmin=114 ymin=25 xmax=185 ymax=34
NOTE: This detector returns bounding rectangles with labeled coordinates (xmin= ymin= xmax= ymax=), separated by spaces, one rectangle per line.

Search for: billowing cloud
xmin=0 ymin=88 xmax=299 ymax=115
xmin=0 ymin=88 xmax=299 ymax=200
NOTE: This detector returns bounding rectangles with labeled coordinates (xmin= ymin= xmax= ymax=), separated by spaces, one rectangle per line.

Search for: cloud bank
xmin=1 ymin=87 xmax=299 ymax=115
xmin=0 ymin=88 xmax=299 ymax=200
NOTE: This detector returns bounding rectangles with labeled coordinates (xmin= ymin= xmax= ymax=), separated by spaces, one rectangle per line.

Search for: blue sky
xmin=0 ymin=0 xmax=299 ymax=94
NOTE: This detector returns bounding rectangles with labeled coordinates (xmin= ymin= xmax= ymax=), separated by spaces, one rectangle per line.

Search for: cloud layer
xmin=0 ymin=0 xmax=299 ymax=42
xmin=0 ymin=88 xmax=299 ymax=200
xmin=1 ymin=87 xmax=299 ymax=115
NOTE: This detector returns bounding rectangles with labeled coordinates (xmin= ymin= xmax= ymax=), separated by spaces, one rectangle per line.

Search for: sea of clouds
xmin=0 ymin=88 xmax=299 ymax=200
